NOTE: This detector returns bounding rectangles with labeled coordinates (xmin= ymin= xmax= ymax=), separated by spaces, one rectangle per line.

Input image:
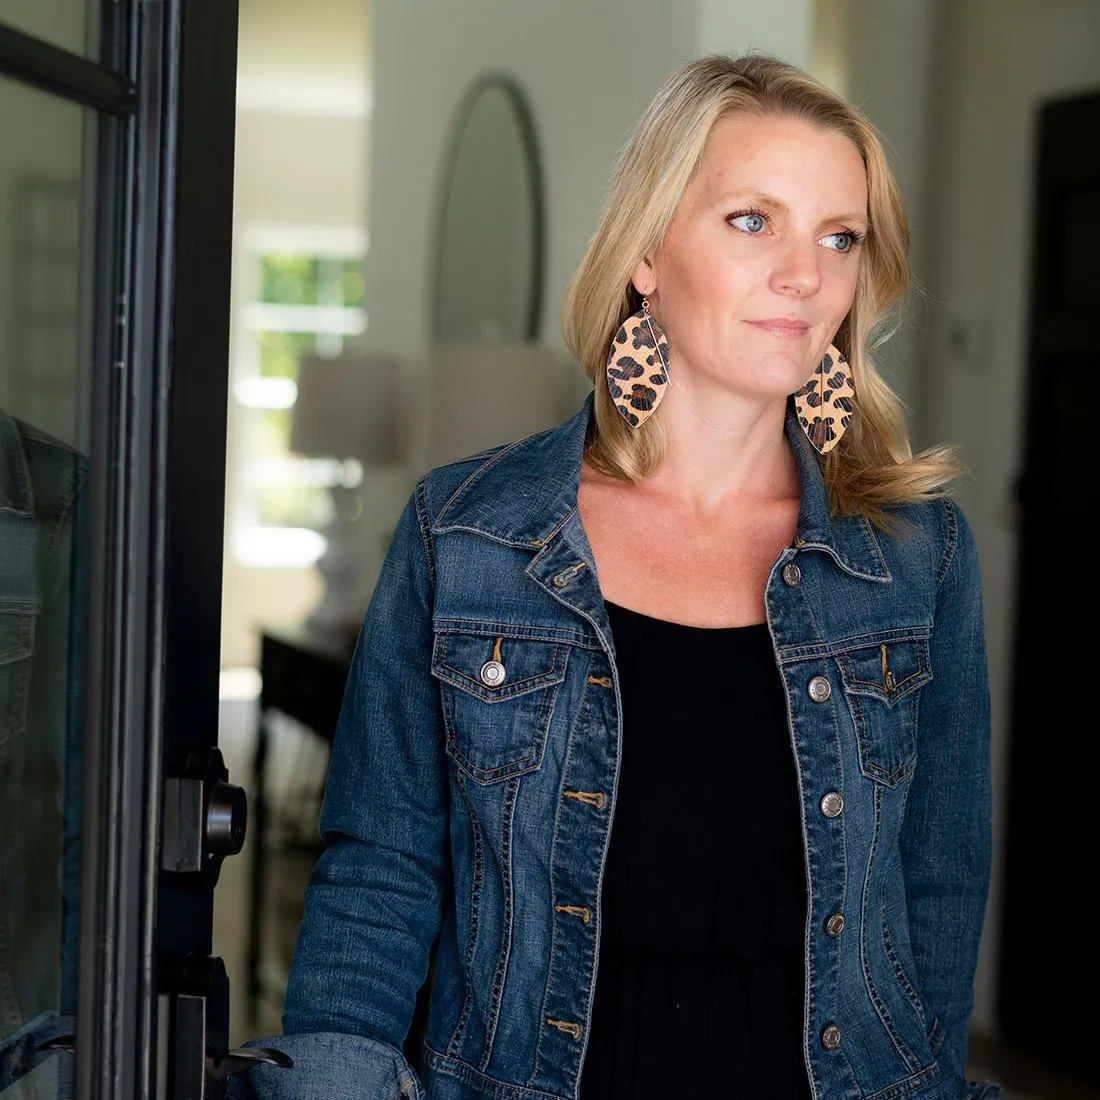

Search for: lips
xmin=747 ymin=318 xmax=810 ymax=339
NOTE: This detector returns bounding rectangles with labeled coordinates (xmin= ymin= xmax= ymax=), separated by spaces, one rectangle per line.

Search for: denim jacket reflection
xmin=233 ymin=396 xmax=1000 ymax=1100
xmin=0 ymin=409 xmax=88 ymax=1095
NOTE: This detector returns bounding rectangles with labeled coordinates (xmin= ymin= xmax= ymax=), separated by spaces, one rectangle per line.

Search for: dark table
xmin=246 ymin=623 xmax=355 ymax=1017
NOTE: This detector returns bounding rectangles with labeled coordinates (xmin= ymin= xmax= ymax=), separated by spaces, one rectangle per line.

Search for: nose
xmin=770 ymin=241 xmax=822 ymax=298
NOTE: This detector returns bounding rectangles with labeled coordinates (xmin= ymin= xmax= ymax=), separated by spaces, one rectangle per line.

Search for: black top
xmin=579 ymin=601 xmax=812 ymax=1099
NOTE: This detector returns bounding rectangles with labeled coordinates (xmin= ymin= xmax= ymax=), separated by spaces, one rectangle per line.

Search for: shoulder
xmin=0 ymin=410 xmax=89 ymax=525
xmin=414 ymin=401 xmax=591 ymax=537
xmin=21 ymin=422 xmax=88 ymax=520
xmin=878 ymin=494 xmax=980 ymax=593
xmin=416 ymin=436 xmax=532 ymax=521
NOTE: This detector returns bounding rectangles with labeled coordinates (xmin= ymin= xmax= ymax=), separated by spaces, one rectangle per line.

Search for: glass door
xmin=0 ymin=2 xmax=261 ymax=1096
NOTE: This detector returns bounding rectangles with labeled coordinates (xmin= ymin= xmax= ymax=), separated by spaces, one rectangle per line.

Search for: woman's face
xmin=634 ymin=112 xmax=868 ymax=406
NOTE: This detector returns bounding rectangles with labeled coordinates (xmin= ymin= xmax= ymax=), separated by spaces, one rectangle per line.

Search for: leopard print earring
xmin=793 ymin=345 xmax=855 ymax=454
xmin=605 ymin=298 xmax=670 ymax=429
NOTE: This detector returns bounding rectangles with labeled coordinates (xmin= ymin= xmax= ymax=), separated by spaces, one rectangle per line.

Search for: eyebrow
xmin=717 ymin=190 xmax=869 ymax=228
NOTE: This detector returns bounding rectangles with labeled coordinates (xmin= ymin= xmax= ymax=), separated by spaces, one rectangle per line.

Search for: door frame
xmin=0 ymin=2 xmax=239 ymax=1095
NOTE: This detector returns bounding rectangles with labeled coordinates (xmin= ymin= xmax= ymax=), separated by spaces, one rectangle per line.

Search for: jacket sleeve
xmin=898 ymin=500 xmax=999 ymax=1099
xmin=230 ymin=481 xmax=447 ymax=1100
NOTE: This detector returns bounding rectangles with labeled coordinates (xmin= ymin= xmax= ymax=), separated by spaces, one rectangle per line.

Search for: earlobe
xmin=630 ymin=256 xmax=656 ymax=298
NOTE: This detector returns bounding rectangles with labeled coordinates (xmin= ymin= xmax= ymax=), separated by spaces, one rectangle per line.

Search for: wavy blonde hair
xmin=561 ymin=52 xmax=961 ymax=523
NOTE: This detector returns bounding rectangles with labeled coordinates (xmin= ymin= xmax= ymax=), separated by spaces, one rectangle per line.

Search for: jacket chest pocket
xmin=836 ymin=637 xmax=931 ymax=787
xmin=0 ymin=610 xmax=36 ymax=750
xmin=431 ymin=630 xmax=569 ymax=784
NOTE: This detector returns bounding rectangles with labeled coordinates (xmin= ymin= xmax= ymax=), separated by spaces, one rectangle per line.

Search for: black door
xmin=0 ymin=3 xmax=276 ymax=1097
xmin=998 ymin=89 xmax=1100 ymax=1088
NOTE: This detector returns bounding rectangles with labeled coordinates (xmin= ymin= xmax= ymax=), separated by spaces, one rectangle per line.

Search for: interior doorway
xmin=997 ymin=86 xmax=1100 ymax=1090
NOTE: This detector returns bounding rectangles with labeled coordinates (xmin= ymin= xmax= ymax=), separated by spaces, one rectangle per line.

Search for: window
xmin=229 ymin=226 xmax=367 ymax=568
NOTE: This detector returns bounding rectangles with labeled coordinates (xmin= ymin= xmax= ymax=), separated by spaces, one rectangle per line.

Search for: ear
xmin=630 ymin=255 xmax=656 ymax=298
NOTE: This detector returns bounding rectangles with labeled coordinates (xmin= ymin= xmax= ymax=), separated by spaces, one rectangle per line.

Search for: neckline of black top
xmin=603 ymin=598 xmax=768 ymax=634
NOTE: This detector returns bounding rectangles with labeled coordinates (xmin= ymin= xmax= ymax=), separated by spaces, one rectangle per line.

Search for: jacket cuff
xmin=967 ymin=1082 xmax=1003 ymax=1100
xmin=225 ymin=1032 xmax=424 ymax=1100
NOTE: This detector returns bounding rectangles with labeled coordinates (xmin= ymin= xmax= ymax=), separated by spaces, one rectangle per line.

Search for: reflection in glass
xmin=0 ymin=1 xmax=98 ymax=61
xmin=0 ymin=74 xmax=93 ymax=1100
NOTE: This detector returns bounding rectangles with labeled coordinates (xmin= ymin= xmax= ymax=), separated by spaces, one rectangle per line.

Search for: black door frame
xmin=0 ymin=2 xmax=239 ymax=1095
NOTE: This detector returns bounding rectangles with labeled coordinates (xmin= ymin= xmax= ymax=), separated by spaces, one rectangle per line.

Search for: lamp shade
xmin=290 ymin=352 xmax=403 ymax=464
xmin=416 ymin=341 xmax=582 ymax=471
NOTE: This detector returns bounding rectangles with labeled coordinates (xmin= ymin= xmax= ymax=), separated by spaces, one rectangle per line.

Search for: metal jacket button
xmin=822 ymin=1024 xmax=841 ymax=1050
xmin=480 ymin=660 xmax=506 ymax=687
xmin=782 ymin=562 xmax=802 ymax=587
xmin=820 ymin=791 xmax=844 ymax=818
xmin=825 ymin=913 xmax=846 ymax=937
xmin=808 ymin=676 xmax=832 ymax=702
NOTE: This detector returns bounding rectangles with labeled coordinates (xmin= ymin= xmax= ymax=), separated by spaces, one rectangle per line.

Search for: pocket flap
xmin=431 ymin=631 xmax=567 ymax=702
xmin=837 ymin=637 xmax=931 ymax=706
xmin=0 ymin=610 xmax=34 ymax=665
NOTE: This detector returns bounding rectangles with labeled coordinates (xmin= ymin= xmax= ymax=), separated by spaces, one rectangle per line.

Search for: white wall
xmin=362 ymin=0 xmax=810 ymax=367
xmin=841 ymin=0 xmax=939 ymax=423
xmin=698 ymin=0 xmax=813 ymax=67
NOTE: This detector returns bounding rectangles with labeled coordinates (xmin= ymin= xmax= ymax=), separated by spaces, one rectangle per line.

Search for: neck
xmin=646 ymin=386 xmax=798 ymax=515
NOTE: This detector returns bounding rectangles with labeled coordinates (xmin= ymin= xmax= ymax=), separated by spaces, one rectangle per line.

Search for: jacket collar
xmin=433 ymin=393 xmax=890 ymax=582
xmin=0 ymin=408 xmax=35 ymax=517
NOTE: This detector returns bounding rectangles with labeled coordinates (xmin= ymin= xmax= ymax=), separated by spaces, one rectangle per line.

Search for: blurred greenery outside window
xmin=231 ymin=240 xmax=367 ymax=567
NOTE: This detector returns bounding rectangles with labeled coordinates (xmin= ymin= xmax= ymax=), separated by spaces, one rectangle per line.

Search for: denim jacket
xmin=233 ymin=395 xmax=999 ymax=1100
xmin=0 ymin=410 xmax=88 ymax=1095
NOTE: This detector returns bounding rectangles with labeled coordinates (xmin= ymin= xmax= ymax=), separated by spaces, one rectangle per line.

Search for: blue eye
xmin=729 ymin=211 xmax=768 ymax=234
xmin=820 ymin=231 xmax=861 ymax=252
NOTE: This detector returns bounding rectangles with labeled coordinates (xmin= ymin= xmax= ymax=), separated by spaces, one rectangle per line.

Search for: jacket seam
xmin=432 ymin=524 xmax=559 ymax=551
xmin=882 ymin=900 xmax=926 ymax=1030
xmin=432 ymin=619 xmax=601 ymax=649
xmin=480 ymin=776 xmax=520 ymax=1069
xmin=447 ymin=773 xmax=483 ymax=1060
xmin=415 ymin=475 xmax=437 ymax=590
xmin=0 ymin=413 xmax=36 ymax=515
xmin=857 ymin=514 xmax=892 ymax=577
xmin=933 ymin=498 xmax=959 ymax=592
xmin=863 ymin=1059 xmax=940 ymax=1100
xmin=424 ymin=1043 xmax=568 ymax=1099
xmin=861 ymin=783 xmax=920 ymax=1070
xmin=777 ymin=626 xmax=933 ymax=664
xmin=435 ymin=437 xmax=531 ymax=530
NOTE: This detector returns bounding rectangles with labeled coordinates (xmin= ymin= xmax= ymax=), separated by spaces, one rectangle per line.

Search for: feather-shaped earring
xmin=793 ymin=345 xmax=855 ymax=454
xmin=605 ymin=298 xmax=670 ymax=429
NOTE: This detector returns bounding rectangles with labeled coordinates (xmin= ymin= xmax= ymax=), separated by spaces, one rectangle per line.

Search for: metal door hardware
xmin=161 ymin=954 xmax=292 ymax=1098
xmin=162 ymin=747 xmax=247 ymax=888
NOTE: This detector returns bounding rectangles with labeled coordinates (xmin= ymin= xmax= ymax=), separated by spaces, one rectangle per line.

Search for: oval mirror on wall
xmin=431 ymin=74 xmax=545 ymax=343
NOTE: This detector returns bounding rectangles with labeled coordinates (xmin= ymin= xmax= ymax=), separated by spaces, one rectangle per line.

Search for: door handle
xmin=161 ymin=954 xmax=294 ymax=1097
xmin=208 ymin=1047 xmax=294 ymax=1079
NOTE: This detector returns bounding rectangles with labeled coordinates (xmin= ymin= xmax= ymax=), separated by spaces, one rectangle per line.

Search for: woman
xmin=232 ymin=53 xmax=1000 ymax=1100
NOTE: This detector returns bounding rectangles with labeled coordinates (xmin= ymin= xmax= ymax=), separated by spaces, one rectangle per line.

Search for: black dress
xmin=578 ymin=601 xmax=813 ymax=1099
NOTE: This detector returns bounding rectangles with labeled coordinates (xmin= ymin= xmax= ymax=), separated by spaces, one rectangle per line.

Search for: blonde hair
xmin=561 ymin=52 xmax=962 ymax=524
